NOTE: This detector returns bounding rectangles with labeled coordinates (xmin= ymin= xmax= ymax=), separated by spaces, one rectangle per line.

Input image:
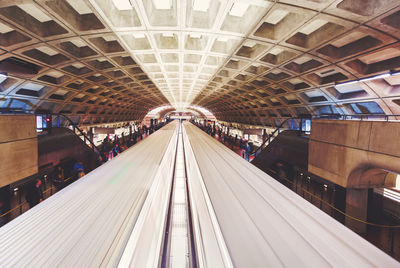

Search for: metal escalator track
xmin=162 ymin=120 xmax=197 ymax=268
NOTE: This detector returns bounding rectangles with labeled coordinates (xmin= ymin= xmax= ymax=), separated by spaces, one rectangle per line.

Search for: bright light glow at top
xmin=189 ymin=105 xmax=215 ymax=119
xmin=112 ymin=0 xmax=132 ymax=10
xmin=147 ymin=105 xmax=173 ymax=116
xmin=145 ymin=105 xmax=215 ymax=120
xmin=229 ymin=2 xmax=249 ymax=17
xmin=152 ymin=0 xmax=172 ymax=10
xmin=193 ymin=0 xmax=211 ymax=12
xmin=174 ymin=102 xmax=189 ymax=110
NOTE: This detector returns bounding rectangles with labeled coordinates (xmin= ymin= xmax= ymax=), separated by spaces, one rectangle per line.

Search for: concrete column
xmin=345 ymin=188 xmax=368 ymax=233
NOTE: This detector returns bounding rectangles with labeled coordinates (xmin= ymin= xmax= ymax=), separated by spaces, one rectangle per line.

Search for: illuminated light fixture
xmin=359 ymin=72 xmax=391 ymax=82
xmin=391 ymin=71 xmax=400 ymax=77
xmin=336 ymin=72 xmax=394 ymax=87
xmin=335 ymin=80 xmax=358 ymax=87
xmin=152 ymin=0 xmax=171 ymax=10
xmin=382 ymin=188 xmax=400 ymax=203
xmin=335 ymin=80 xmax=359 ymax=86
xmin=229 ymin=2 xmax=250 ymax=17
xmin=193 ymin=0 xmax=211 ymax=11
xmin=112 ymin=0 xmax=132 ymax=10
xmin=0 ymin=73 xmax=7 ymax=83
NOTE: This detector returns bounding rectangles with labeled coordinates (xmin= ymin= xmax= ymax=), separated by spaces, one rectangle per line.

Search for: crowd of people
xmin=192 ymin=121 xmax=255 ymax=161
xmin=98 ymin=122 xmax=166 ymax=164
xmin=24 ymin=122 xmax=167 ymax=208
xmin=24 ymin=159 xmax=88 ymax=210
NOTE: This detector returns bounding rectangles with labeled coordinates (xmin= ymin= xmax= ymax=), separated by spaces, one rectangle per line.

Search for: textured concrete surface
xmin=308 ymin=119 xmax=399 ymax=188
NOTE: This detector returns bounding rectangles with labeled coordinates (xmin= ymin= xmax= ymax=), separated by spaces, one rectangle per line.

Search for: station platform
xmin=0 ymin=121 xmax=398 ymax=267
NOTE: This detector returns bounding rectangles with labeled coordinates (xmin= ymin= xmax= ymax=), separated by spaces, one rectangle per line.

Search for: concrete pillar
xmin=345 ymin=188 xmax=368 ymax=233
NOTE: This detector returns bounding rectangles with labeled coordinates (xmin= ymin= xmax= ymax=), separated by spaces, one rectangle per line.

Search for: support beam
xmin=345 ymin=188 xmax=369 ymax=233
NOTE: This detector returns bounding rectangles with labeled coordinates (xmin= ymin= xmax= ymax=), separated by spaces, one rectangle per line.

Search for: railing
xmin=251 ymin=116 xmax=310 ymax=157
xmin=317 ymin=113 xmax=400 ymax=121
xmin=52 ymin=113 xmax=100 ymax=154
xmin=251 ymin=113 xmax=400 ymax=158
xmin=0 ymin=108 xmax=100 ymax=154
xmin=0 ymin=173 xmax=76 ymax=226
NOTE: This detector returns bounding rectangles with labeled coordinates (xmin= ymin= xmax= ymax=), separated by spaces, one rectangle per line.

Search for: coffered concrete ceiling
xmin=0 ymin=0 xmax=399 ymax=126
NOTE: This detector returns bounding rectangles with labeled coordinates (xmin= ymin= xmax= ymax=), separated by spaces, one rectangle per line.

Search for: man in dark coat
xmin=25 ymin=179 xmax=43 ymax=208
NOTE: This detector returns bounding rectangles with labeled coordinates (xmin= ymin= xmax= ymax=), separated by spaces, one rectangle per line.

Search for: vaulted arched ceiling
xmin=0 ymin=0 xmax=399 ymax=126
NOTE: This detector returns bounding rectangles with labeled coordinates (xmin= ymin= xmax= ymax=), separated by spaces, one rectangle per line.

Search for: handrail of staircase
xmin=0 ymin=108 xmax=100 ymax=154
xmin=251 ymin=116 xmax=309 ymax=157
xmin=54 ymin=113 xmax=100 ymax=154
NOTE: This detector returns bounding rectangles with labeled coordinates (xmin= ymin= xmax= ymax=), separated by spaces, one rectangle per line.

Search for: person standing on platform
xmin=244 ymin=141 xmax=252 ymax=162
xmin=72 ymin=161 xmax=85 ymax=179
xmin=53 ymin=165 xmax=65 ymax=189
xmin=25 ymin=179 xmax=43 ymax=208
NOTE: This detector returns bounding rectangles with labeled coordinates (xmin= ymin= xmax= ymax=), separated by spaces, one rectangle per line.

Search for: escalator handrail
xmin=54 ymin=114 xmax=100 ymax=154
xmin=0 ymin=108 xmax=99 ymax=154
xmin=251 ymin=117 xmax=307 ymax=156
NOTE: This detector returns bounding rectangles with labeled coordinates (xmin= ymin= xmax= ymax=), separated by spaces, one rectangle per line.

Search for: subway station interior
xmin=0 ymin=0 xmax=400 ymax=267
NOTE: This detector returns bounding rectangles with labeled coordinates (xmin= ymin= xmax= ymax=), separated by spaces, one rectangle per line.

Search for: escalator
xmin=38 ymin=127 xmax=97 ymax=172
xmin=251 ymin=130 xmax=309 ymax=179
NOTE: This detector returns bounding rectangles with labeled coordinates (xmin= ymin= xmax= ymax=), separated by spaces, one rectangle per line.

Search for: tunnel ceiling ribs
xmin=0 ymin=0 xmax=398 ymax=125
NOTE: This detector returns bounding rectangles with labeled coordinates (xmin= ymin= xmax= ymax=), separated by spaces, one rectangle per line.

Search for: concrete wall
xmin=309 ymin=120 xmax=399 ymax=188
xmin=0 ymin=115 xmax=38 ymax=188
